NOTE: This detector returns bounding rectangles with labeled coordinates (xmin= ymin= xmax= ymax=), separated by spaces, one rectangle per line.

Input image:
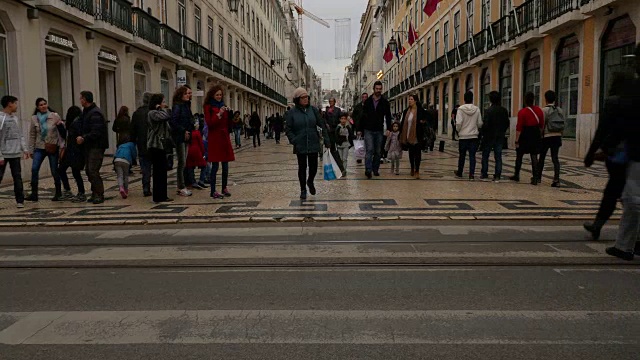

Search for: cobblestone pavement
xmin=0 ymin=137 xmax=615 ymax=226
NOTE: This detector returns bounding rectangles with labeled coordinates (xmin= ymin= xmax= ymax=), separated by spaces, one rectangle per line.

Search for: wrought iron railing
xmin=94 ymin=0 xmax=133 ymax=32
xmin=540 ymin=0 xmax=578 ymax=24
xmin=183 ymin=36 xmax=199 ymax=63
xmin=161 ymin=24 xmax=182 ymax=56
xmin=132 ymin=7 xmax=160 ymax=46
xmin=63 ymin=0 xmax=94 ymax=14
xmin=515 ymin=0 xmax=537 ymax=34
xmin=199 ymin=46 xmax=213 ymax=68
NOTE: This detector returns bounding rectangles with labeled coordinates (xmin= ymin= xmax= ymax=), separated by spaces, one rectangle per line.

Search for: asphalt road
xmin=1 ymin=223 xmax=638 ymax=359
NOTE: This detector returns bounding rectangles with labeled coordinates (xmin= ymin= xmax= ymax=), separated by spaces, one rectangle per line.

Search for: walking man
xmin=358 ymin=81 xmax=393 ymax=179
xmin=352 ymin=93 xmax=368 ymax=164
xmin=454 ymin=91 xmax=483 ymax=180
xmin=130 ymin=92 xmax=152 ymax=197
xmin=0 ymin=95 xmax=28 ymax=208
xmin=480 ymin=91 xmax=510 ymax=182
xmin=537 ymin=90 xmax=565 ymax=187
xmin=324 ymin=98 xmax=345 ymax=174
xmin=273 ymin=112 xmax=284 ymax=144
xmin=77 ymin=91 xmax=109 ymax=204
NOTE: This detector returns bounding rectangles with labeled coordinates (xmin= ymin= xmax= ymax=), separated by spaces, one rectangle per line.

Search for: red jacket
xmin=204 ymin=104 xmax=235 ymax=162
xmin=186 ymin=129 xmax=207 ymax=168
xmin=516 ymin=106 xmax=545 ymax=132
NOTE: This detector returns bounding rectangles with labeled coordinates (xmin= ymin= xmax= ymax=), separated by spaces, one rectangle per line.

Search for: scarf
xmin=401 ymin=107 xmax=418 ymax=145
xmin=209 ymin=99 xmax=225 ymax=108
xmin=37 ymin=112 xmax=49 ymax=141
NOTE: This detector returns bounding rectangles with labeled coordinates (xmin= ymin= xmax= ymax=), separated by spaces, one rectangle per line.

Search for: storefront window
xmin=556 ymin=35 xmax=580 ymax=138
xmin=0 ymin=21 xmax=8 ymax=99
xmin=600 ymin=15 xmax=636 ymax=110
xmin=134 ymin=61 xmax=147 ymax=108
xmin=481 ymin=68 xmax=490 ymax=114
xmin=523 ymin=50 xmax=541 ymax=106
xmin=499 ymin=60 xmax=512 ymax=114
xmin=161 ymin=70 xmax=170 ymax=101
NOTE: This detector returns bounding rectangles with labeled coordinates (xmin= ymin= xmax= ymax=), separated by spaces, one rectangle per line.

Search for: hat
xmin=292 ymin=87 xmax=308 ymax=99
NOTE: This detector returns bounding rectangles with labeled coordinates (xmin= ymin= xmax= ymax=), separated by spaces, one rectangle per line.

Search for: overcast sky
xmin=300 ymin=0 xmax=369 ymax=91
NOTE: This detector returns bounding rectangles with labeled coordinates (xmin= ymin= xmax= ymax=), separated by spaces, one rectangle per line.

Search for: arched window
xmin=556 ymin=34 xmax=580 ymax=138
xmin=523 ymin=50 xmax=541 ymax=106
xmin=480 ymin=68 xmax=490 ymax=114
xmin=499 ymin=60 xmax=512 ymax=113
xmin=160 ymin=70 xmax=170 ymax=101
xmin=0 ymin=20 xmax=9 ymax=98
xmin=600 ymin=15 xmax=636 ymax=109
xmin=134 ymin=61 xmax=147 ymax=108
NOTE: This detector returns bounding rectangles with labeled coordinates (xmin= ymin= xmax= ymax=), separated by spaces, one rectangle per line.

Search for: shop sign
xmin=45 ymin=33 xmax=75 ymax=50
xmin=98 ymin=50 xmax=118 ymax=63
xmin=176 ymin=70 xmax=187 ymax=87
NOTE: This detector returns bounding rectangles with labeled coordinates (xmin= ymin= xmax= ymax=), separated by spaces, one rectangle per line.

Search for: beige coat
xmin=29 ymin=112 xmax=63 ymax=152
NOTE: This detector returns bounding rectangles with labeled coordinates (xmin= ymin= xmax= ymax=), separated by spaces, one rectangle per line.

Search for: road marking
xmin=0 ymin=310 xmax=637 ymax=345
xmin=149 ymin=268 xmax=479 ymax=273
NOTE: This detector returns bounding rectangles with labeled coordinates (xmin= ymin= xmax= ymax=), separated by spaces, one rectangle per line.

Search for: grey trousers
xmin=337 ymin=145 xmax=349 ymax=173
xmin=114 ymin=161 xmax=130 ymax=191
xmin=614 ymin=161 xmax=640 ymax=252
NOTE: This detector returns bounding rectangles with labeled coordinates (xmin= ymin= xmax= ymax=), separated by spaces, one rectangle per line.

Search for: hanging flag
xmin=423 ymin=0 xmax=442 ymax=17
xmin=408 ymin=23 xmax=416 ymax=46
xmin=383 ymin=45 xmax=394 ymax=63
xmin=395 ymin=34 xmax=401 ymax=61
xmin=400 ymin=46 xmax=406 ymax=56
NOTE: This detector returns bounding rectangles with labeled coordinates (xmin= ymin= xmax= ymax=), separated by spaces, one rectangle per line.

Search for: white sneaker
xmin=16 ymin=202 xmax=24 ymax=208
xmin=177 ymin=188 xmax=192 ymax=197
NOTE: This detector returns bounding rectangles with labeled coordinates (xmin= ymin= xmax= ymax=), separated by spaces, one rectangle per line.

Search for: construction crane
xmin=288 ymin=1 xmax=330 ymax=42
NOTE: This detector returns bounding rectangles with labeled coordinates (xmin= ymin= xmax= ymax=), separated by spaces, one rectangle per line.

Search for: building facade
xmin=0 ymin=0 xmax=305 ymax=154
xmin=353 ymin=0 xmax=638 ymax=158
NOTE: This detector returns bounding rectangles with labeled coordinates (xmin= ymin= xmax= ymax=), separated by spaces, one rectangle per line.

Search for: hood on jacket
xmin=458 ymin=104 xmax=479 ymax=116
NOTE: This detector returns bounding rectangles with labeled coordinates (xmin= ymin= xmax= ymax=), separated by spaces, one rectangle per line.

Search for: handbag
xmin=45 ymin=143 xmax=58 ymax=155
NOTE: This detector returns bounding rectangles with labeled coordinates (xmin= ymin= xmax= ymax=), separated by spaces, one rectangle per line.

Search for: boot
xmin=583 ymin=219 xmax=605 ymax=241
xmin=25 ymin=186 xmax=38 ymax=202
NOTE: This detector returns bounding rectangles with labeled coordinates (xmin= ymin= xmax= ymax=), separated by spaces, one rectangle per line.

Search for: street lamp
xmin=388 ymin=37 xmax=398 ymax=53
xmin=228 ymin=0 xmax=240 ymax=12
xmin=287 ymin=62 xmax=293 ymax=74
xmin=362 ymin=74 xmax=368 ymax=83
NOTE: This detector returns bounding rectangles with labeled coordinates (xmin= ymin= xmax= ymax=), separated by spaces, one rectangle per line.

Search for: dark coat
xmin=204 ymin=103 xmax=235 ymax=162
xmin=324 ymin=106 xmax=341 ymax=130
xmin=130 ymin=105 xmax=150 ymax=156
xmin=399 ymin=107 xmax=427 ymax=147
xmin=112 ymin=115 xmax=131 ymax=146
xmin=359 ymin=96 xmax=393 ymax=133
xmin=80 ymin=104 xmax=109 ymax=150
xmin=249 ymin=114 xmax=261 ymax=129
xmin=285 ymin=105 xmax=329 ymax=154
xmin=60 ymin=116 xmax=85 ymax=170
xmin=481 ymin=104 xmax=510 ymax=147
xmin=170 ymin=102 xmax=194 ymax=144
xmin=352 ymin=102 xmax=365 ymax=131
xmin=272 ymin=115 xmax=284 ymax=132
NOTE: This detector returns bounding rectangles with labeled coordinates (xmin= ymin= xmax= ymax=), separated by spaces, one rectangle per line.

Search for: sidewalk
xmin=0 ymin=138 xmax=613 ymax=226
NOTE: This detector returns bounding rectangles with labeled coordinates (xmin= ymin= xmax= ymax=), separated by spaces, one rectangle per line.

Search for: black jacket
xmin=130 ymin=105 xmax=150 ymax=156
xmin=170 ymin=102 xmax=194 ymax=144
xmin=352 ymin=102 xmax=365 ymax=132
xmin=80 ymin=104 xmax=109 ymax=150
xmin=599 ymin=81 xmax=640 ymax=162
xmin=60 ymin=116 xmax=85 ymax=169
xmin=359 ymin=96 xmax=393 ymax=133
xmin=481 ymin=104 xmax=510 ymax=146
xmin=324 ymin=106 xmax=341 ymax=130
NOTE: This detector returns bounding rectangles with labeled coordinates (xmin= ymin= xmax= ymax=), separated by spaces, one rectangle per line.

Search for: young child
xmin=335 ymin=112 xmax=354 ymax=176
xmin=186 ymin=120 xmax=207 ymax=189
xmin=385 ymin=121 xmax=403 ymax=175
xmin=113 ymin=139 xmax=137 ymax=199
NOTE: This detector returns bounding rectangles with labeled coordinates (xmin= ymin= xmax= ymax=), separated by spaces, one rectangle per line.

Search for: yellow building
xmin=379 ymin=0 xmax=639 ymax=157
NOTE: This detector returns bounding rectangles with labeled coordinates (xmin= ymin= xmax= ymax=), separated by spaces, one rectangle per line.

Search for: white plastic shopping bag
xmin=354 ymin=138 xmax=365 ymax=159
xmin=323 ymin=149 xmax=342 ymax=181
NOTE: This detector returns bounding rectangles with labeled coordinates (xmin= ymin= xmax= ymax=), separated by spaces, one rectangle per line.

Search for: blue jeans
xmin=614 ymin=161 xmax=640 ymax=252
xmin=31 ymin=148 xmax=61 ymax=195
xmin=364 ymin=130 xmax=383 ymax=173
xmin=481 ymin=141 xmax=504 ymax=178
xmin=234 ymin=127 xmax=242 ymax=147
xmin=210 ymin=162 xmax=229 ymax=193
xmin=457 ymin=139 xmax=479 ymax=176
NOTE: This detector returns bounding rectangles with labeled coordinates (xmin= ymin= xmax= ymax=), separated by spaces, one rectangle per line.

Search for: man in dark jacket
xmin=273 ymin=112 xmax=284 ymax=144
xmin=77 ymin=91 xmax=108 ymax=204
xmin=480 ymin=91 xmax=510 ymax=182
xmin=601 ymin=43 xmax=640 ymax=261
xmin=324 ymin=98 xmax=345 ymax=173
xmin=357 ymin=81 xmax=392 ymax=178
xmin=130 ymin=92 xmax=152 ymax=196
xmin=352 ymin=93 xmax=368 ymax=164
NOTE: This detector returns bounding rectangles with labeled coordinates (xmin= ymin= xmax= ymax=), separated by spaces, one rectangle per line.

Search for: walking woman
xmin=147 ymin=93 xmax=174 ymax=204
xmin=204 ymin=85 xmax=235 ymax=199
xmin=250 ymin=112 xmax=262 ymax=147
xmin=510 ymin=92 xmax=544 ymax=185
xmin=170 ymin=86 xmax=194 ymax=197
xmin=583 ymin=73 xmax=634 ymax=240
xmin=26 ymin=98 xmax=66 ymax=202
xmin=399 ymin=94 xmax=426 ymax=179
xmin=58 ymin=106 xmax=86 ymax=202
xmin=112 ymin=105 xmax=131 ymax=146
xmin=285 ymin=87 xmax=329 ymax=199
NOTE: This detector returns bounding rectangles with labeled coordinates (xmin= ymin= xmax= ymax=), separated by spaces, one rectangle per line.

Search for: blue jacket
xmin=170 ymin=102 xmax=194 ymax=144
xmin=114 ymin=142 xmax=137 ymax=164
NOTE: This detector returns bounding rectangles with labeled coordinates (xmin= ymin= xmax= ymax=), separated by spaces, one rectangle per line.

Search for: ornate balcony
xmin=32 ymin=0 xmax=95 ymax=25
xmin=93 ymin=0 xmax=133 ymax=41
xmin=131 ymin=7 xmax=161 ymax=51
xmin=160 ymin=24 xmax=183 ymax=61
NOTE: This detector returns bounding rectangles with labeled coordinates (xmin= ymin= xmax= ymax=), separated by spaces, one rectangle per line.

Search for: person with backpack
xmin=537 ymin=90 xmax=565 ymax=187
xmin=510 ymin=92 xmax=544 ymax=185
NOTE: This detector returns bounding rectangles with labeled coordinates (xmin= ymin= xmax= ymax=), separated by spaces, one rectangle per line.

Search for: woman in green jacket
xmin=285 ymin=87 xmax=329 ymax=200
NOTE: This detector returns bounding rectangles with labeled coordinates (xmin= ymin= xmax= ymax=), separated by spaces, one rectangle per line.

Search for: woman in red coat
xmin=204 ymin=85 xmax=235 ymax=199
